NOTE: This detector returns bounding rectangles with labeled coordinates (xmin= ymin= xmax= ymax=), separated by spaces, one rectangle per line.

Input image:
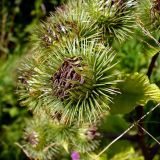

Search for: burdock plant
xmin=137 ymin=0 xmax=160 ymax=32
xmin=31 ymin=0 xmax=101 ymax=52
xmin=86 ymin=0 xmax=137 ymax=42
xmin=19 ymin=39 xmax=119 ymax=123
xmin=17 ymin=0 xmax=160 ymax=160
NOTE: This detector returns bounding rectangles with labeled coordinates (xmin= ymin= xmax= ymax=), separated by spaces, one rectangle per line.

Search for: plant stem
xmin=147 ymin=38 xmax=160 ymax=78
xmin=147 ymin=53 xmax=159 ymax=78
xmin=104 ymin=132 xmax=138 ymax=142
xmin=95 ymin=124 xmax=135 ymax=160
xmin=136 ymin=105 xmax=150 ymax=160
xmin=150 ymin=143 xmax=160 ymax=160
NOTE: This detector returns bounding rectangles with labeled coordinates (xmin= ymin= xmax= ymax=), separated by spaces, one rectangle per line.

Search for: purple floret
xmin=71 ymin=151 xmax=80 ymax=160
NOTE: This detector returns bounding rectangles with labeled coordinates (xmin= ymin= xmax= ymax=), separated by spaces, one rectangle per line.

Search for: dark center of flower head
xmin=111 ymin=0 xmax=123 ymax=6
xmin=52 ymin=57 xmax=85 ymax=100
xmin=51 ymin=111 xmax=62 ymax=122
xmin=102 ymin=0 xmax=123 ymax=9
xmin=25 ymin=131 xmax=39 ymax=148
xmin=154 ymin=0 xmax=160 ymax=12
xmin=85 ymin=126 xmax=100 ymax=140
xmin=19 ymin=69 xmax=35 ymax=86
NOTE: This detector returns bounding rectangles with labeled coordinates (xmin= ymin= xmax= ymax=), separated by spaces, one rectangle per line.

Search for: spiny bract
xmin=18 ymin=39 xmax=119 ymax=124
xmin=137 ymin=0 xmax=160 ymax=33
xmin=31 ymin=0 xmax=101 ymax=52
xmin=85 ymin=0 xmax=137 ymax=42
xmin=22 ymin=117 xmax=59 ymax=160
xmin=22 ymin=111 xmax=100 ymax=159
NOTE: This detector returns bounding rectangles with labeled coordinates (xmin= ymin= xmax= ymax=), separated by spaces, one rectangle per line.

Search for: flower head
xmin=18 ymin=39 xmax=119 ymax=123
xmin=22 ymin=116 xmax=59 ymax=160
xmin=137 ymin=0 xmax=160 ymax=32
xmin=52 ymin=57 xmax=84 ymax=100
xmin=32 ymin=1 xmax=100 ymax=51
xmin=86 ymin=0 xmax=137 ymax=42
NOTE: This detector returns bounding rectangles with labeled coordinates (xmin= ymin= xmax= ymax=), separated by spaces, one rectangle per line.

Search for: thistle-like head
xmin=71 ymin=123 xmax=100 ymax=153
xmin=18 ymin=39 xmax=119 ymax=124
xmin=137 ymin=0 xmax=160 ymax=32
xmin=22 ymin=117 xmax=59 ymax=160
xmin=31 ymin=1 xmax=100 ymax=52
xmin=86 ymin=0 xmax=137 ymax=42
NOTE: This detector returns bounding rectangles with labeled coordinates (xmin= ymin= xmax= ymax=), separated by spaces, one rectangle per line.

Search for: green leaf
xmin=110 ymin=147 xmax=144 ymax=160
xmin=110 ymin=73 xmax=160 ymax=114
xmin=9 ymin=107 xmax=19 ymax=118
xmin=100 ymin=115 xmax=129 ymax=133
xmin=146 ymin=47 xmax=160 ymax=58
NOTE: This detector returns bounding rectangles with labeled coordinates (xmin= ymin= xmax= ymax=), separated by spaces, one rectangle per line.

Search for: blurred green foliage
xmin=0 ymin=0 xmax=66 ymax=159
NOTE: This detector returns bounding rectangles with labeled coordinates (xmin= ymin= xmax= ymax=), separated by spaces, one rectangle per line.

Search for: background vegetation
xmin=0 ymin=0 xmax=66 ymax=159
